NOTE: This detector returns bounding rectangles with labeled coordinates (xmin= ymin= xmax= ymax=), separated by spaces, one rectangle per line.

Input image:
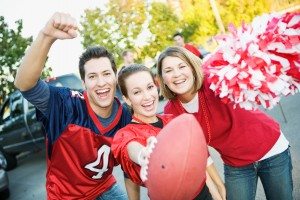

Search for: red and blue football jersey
xmin=37 ymin=86 xmax=131 ymax=199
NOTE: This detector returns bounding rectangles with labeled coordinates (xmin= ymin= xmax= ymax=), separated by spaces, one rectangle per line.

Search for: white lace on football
xmin=139 ymin=136 xmax=158 ymax=182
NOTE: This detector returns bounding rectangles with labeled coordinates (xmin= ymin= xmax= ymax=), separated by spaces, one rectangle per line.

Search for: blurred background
xmin=0 ymin=0 xmax=299 ymax=199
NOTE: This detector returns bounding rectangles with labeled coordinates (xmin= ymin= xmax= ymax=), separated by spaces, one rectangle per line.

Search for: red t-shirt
xmin=185 ymin=43 xmax=201 ymax=57
xmin=111 ymin=114 xmax=173 ymax=185
xmin=164 ymin=79 xmax=280 ymax=167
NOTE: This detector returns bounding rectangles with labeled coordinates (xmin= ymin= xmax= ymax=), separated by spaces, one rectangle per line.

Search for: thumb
xmin=67 ymin=29 xmax=78 ymax=38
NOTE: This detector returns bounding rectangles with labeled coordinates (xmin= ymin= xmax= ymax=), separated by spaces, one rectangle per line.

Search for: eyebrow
xmin=102 ymin=69 xmax=112 ymax=73
xmin=131 ymin=81 xmax=154 ymax=91
xmin=163 ymin=62 xmax=185 ymax=69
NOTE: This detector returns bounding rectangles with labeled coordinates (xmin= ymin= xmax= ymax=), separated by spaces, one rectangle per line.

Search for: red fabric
xmin=164 ymin=79 xmax=280 ymax=167
xmin=111 ymin=114 xmax=173 ymax=185
xmin=185 ymin=43 xmax=201 ymax=57
xmin=46 ymin=124 xmax=116 ymax=200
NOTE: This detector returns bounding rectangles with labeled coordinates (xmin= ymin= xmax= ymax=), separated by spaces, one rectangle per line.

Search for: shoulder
xmin=157 ymin=114 xmax=174 ymax=124
xmin=114 ymin=124 xmax=143 ymax=140
xmin=49 ymin=86 xmax=84 ymax=100
xmin=164 ymin=100 xmax=176 ymax=114
xmin=185 ymin=43 xmax=198 ymax=49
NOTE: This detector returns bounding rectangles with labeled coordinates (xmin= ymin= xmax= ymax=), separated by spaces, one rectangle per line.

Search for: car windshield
xmin=47 ymin=74 xmax=83 ymax=91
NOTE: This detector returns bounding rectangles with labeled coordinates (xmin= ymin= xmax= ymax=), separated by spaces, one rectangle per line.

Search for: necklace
xmin=175 ymin=91 xmax=211 ymax=144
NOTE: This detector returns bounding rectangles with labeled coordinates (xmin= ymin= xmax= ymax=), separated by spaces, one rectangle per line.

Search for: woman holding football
xmin=112 ymin=64 xmax=226 ymax=200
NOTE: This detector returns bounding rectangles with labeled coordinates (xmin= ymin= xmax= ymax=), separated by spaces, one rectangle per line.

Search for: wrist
xmin=38 ymin=30 xmax=57 ymax=44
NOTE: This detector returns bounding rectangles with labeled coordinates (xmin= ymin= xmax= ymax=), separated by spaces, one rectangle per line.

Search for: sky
xmin=0 ymin=0 xmax=109 ymax=76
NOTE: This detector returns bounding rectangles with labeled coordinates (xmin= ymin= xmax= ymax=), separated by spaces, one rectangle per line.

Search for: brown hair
xmin=79 ymin=46 xmax=117 ymax=80
xmin=157 ymin=46 xmax=204 ymax=99
xmin=118 ymin=63 xmax=155 ymax=97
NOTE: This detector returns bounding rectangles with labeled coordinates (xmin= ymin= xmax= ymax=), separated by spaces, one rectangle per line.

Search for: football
xmin=145 ymin=113 xmax=208 ymax=200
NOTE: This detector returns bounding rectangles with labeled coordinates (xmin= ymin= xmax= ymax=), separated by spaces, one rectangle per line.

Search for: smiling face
xmin=161 ymin=56 xmax=195 ymax=103
xmin=123 ymin=71 xmax=159 ymax=123
xmin=83 ymin=57 xmax=117 ymax=117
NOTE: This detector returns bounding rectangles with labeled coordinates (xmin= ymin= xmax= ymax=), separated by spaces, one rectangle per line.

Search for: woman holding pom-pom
xmin=157 ymin=46 xmax=293 ymax=200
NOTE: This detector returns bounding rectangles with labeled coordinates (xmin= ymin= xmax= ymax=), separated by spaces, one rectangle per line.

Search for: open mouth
xmin=95 ymin=89 xmax=110 ymax=99
xmin=174 ymin=79 xmax=187 ymax=86
xmin=142 ymin=101 xmax=156 ymax=111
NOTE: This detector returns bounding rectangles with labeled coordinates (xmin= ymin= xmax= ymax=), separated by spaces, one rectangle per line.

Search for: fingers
xmin=52 ymin=12 xmax=77 ymax=32
xmin=146 ymin=136 xmax=157 ymax=147
xmin=43 ymin=12 xmax=78 ymax=39
xmin=138 ymin=136 xmax=158 ymax=182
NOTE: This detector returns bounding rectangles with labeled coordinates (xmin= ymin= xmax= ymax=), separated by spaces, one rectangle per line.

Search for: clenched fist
xmin=42 ymin=12 xmax=78 ymax=40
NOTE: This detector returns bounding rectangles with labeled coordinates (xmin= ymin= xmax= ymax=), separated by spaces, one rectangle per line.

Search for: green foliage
xmin=79 ymin=0 xmax=275 ymax=68
xmin=0 ymin=16 xmax=53 ymax=103
xmin=179 ymin=0 xmax=219 ymax=45
xmin=140 ymin=2 xmax=179 ymax=59
xmin=80 ymin=1 xmax=179 ymax=67
xmin=178 ymin=0 xmax=271 ymax=49
xmin=219 ymin=0 xmax=271 ymax=28
xmin=0 ymin=17 xmax=32 ymax=103
xmin=80 ymin=0 xmax=146 ymax=66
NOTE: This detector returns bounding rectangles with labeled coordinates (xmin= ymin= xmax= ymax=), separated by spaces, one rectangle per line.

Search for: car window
xmin=11 ymin=94 xmax=23 ymax=116
xmin=47 ymin=74 xmax=83 ymax=91
xmin=0 ymin=100 xmax=11 ymax=122
xmin=27 ymin=101 xmax=35 ymax=111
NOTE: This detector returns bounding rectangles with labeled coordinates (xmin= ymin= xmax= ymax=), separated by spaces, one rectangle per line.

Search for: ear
xmin=122 ymin=95 xmax=131 ymax=107
xmin=82 ymin=80 xmax=86 ymax=89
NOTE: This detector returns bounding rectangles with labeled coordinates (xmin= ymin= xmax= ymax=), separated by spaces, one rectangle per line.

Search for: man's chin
xmin=97 ymin=99 xmax=114 ymax=108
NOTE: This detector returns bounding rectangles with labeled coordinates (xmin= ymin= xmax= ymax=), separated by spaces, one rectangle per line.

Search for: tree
xmin=0 ymin=17 xmax=32 ymax=103
xmin=173 ymin=0 xmax=271 ymax=51
xmin=140 ymin=2 xmax=179 ymax=60
xmin=178 ymin=0 xmax=219 ymax=45
xmin=219 ymin=0 xmax=271 ymax=28
xmin=0 ymin=16 xmax=52 ymax=104
xmin=80 ymin=0 xmax=147 ymax=66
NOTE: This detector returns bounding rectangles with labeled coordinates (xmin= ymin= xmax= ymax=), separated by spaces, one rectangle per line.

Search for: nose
xmin=172 ymin=68 xmax=181 ymax=77
xmin=96 ymin=77 xmax=106 ymax=87
xmin=143 ymin=90 xmax=152 ymax=100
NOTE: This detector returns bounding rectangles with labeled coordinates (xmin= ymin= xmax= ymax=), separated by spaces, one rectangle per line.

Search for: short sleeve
xmin=111 ymin=127 xmax=147 ymax=186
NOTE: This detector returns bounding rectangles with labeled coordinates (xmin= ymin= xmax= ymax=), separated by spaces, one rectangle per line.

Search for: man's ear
xmin=82 ymin=80 xmax=86 ymax=89
xmin=123 ymin=95 xmax=131 ymax=107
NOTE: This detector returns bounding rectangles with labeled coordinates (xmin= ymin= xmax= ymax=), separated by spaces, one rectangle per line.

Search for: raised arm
xmin=14 ymin=12 xmax=78 ymax=91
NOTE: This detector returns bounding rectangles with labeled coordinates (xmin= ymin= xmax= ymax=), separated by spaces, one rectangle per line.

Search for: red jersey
xmin=185 ymin=43 xmax=201 ymax=58
xmin=164 ymin=78 xmax=280 ymax=167
xmin=111 ymin=114 xmax=173 ymax=185
xmin=36 ymin=87 xmax=132 ymax=199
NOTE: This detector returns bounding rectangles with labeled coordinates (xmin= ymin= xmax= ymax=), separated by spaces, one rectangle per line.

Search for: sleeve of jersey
xmin=36 ymin=86 xmax=74 ymax=144
xmin=111 ymin=127 xmax=146 ymax=186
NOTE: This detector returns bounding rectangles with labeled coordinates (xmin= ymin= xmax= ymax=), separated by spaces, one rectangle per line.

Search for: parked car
xmin=0 ymin=151 xmax=9 ymax=199
xmin=0 ymin=73 xmax=83 ymax=170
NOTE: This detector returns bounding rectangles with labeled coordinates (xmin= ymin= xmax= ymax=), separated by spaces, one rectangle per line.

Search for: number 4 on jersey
xmin=85 ymin=145 xmax=110 ymax=179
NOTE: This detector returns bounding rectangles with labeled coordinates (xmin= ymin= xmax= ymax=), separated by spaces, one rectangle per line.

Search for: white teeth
xmin=96 ymin=89 xmax=109 ymax=94
xmin=143 ymin=101 xmax=153 ymax=107
xmin=174 ymin=79 xmax=186 ymax=84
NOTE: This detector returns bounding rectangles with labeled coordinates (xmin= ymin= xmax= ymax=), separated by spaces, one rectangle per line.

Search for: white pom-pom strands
xmin=203 ymin=12 xmax=300 ymax=110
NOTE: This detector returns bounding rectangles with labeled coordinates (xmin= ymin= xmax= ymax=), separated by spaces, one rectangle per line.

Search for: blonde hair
xmin=157 ymin=46 xmax=204 ymax=99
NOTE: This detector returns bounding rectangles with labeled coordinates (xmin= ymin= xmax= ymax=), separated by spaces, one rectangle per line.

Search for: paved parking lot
xmin=6 ymin=93 xmax=300 ymax=199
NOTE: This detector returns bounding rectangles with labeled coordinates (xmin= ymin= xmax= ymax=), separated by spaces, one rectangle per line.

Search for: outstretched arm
xmin=14 ymin=12 xmax=77 ymax=91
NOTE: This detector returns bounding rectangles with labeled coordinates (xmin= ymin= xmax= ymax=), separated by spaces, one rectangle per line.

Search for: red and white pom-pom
xmin=203 ymin=12 xmax=300 ymax=110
